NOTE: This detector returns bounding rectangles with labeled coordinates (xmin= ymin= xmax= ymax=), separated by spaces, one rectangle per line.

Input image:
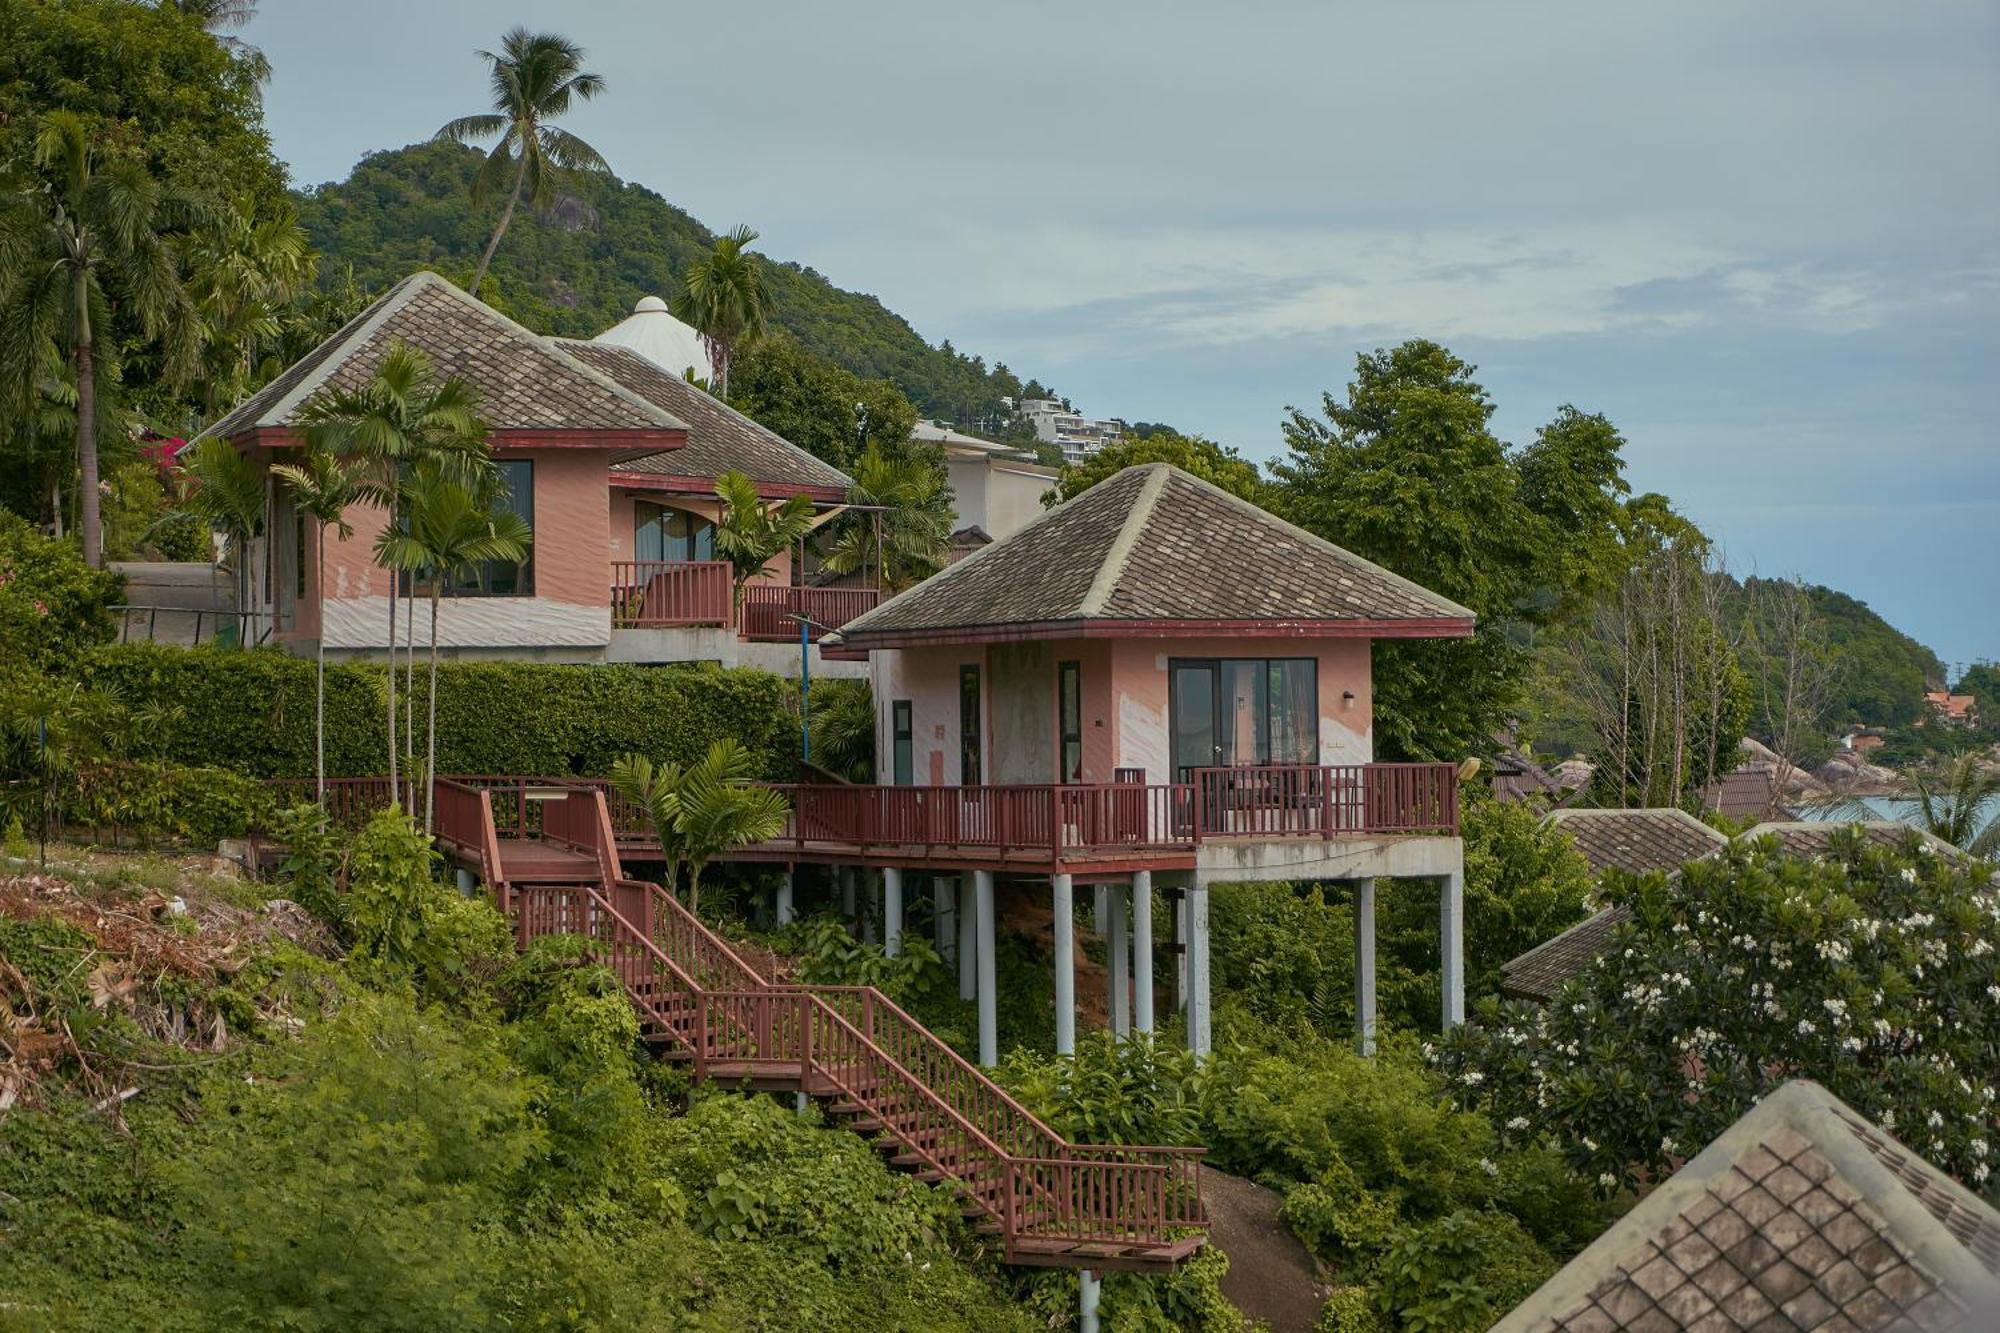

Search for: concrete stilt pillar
xmin=974 ymin=870 xmax=997 ymax=1066
xmin=934 ymin=876 xmax=955 ymax=959
xmin=1079 ymin=1268 xmax=1102 ymax=1333
xmin=1132 ymin=871 xmax=1154 ymax=1034
xmin=1440 ymin=871 xmax=1465 ymax=1029
xmin=776 ymin=869 xmax=795 ymax=927
xmin=1185 ymin=883 xmax=1211 ymax=1060
xmin=1052 ymin=873 xmax=1076 ymax=1056
xmin=1174 ymin=889 xmax=1189 ymax=1012
xmin=454 ymin=867 xmax=476 ymax=896
xmin=958 ymin=877 xmax=977 ymax=1000
xmin=1108 ymin=884 xmax=1130 ymax=1037
xmin=1354 ymin=877 xmax=1377 ymax=1056
xmin=882 ymin=867 xmax=903 ymax=958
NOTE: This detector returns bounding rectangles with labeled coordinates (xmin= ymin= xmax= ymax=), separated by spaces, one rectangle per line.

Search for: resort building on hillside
xmin=911 ymin=420 xmax=1057 ymax=544
xmin=799 ymin=461 xmax=1478 ymax=1060
xmin=1018 ymin=396 xmax=1123 ymax=464
xmin=197 ymin=272 xmax=875 ymax=676
xmin=1495 ymin=1080 xmax=2000 ymax=1332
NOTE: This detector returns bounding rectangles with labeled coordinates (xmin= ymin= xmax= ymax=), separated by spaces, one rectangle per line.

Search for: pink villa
xmin=200 ymin=271 xmax=876 ymax=674
xmin=786 ymin=460 xmax=1477 ymax=1062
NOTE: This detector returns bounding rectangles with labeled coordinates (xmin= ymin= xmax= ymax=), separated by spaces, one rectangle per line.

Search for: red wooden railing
xmin=611 ymin=560 xmax=732 ymax=628
xmin=1189 ymin=762 xmax=1457 ymax=837
xmin=738 ymin=585 xmax=881 ymax=642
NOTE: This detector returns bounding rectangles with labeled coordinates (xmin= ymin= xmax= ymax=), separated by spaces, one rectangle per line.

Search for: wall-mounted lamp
xmin=1341 ymin=690 xmax=1357 ymax=709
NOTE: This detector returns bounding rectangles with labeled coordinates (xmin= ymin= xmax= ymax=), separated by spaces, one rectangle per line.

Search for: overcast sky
xmin=246 ymin=1 xmax=1998 ymax=671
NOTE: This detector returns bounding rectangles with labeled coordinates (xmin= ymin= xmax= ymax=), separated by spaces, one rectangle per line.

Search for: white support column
xmin=454 ymin=867 xmax=477 ymax=896
xmin=882 ymin=867 xmax=903 ymax=958
xmin=934 ymin=876 xmax=955 ymax=959
xmin=776 ymin=869 xmax=795 ymax=927
xmin=974 ymin=870 xmax=997 ymax=1066
xmin=1175 ymin=889 xmax=1189 ymax=1012
xmin=1132 ymin=871 xmax=1154 ymax=1034
xmin=1354 ymin=877 xmax=1377 ymax=1056
xmin=1440 ymin=871 xmax=1465 ymax=1029
xmin=1052 ymin=873 xmax=1076 ymax=1056
xmin=958 ymin=877 xmax=977 ymax=1000
xmin=1186 ymin=883 xmax=1211 ymax=1060
xmin=1079 ymin=1268 xmax=1102 ymax=1333
xmin=1108 ymin=884 xmax=1131 ymax=1037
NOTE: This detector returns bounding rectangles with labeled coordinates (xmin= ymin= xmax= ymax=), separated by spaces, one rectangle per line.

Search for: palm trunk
xmin=426 ymin=588 xmax=441 ymax=834
xmin=75 ymin=336 xmax=102 ymax=568
xmin=385 ymin=500 xmax=399 ymax=802
xmin=715 ymin=340 xmax=730 ymax=399
xmin=404 ymin=588 xmax=416 ymax=806
xmin=315 ymin=526 xmax=327 ymax=803
xmin=469 ymin=152 xmax=529 ymax=298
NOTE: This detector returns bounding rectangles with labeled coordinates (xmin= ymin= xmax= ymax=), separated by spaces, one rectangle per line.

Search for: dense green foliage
xmin=0 ymin=513 xmax=121 ymax=670
xmin=294 ymin=141 xmax=1037 ymax=428
xmin=77 ymin=644 xmax=800 ymax=780
xmin=1440 ymin=828 xmax=2000 ymax=1199
xmin=1786 ymin=581 xmax=1946 ymax=726
xmin=1047 ymin=432 xmax=1270 ymax=507
xmin=725 ymin=329 xmax=920 ymax=471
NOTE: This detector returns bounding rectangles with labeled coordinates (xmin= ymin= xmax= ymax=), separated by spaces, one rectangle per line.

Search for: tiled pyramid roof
xmin=1494 ymin=1081 xmax=2000 ymax=1332
xmin=826 ymin=463 xmax=1474 ymax=649
xmin=1743 ymin=821 xmax=1971 ymax=865
xmin=1500 ymin=905 xmax=1633 ymax=1002
xmin=204 ymin=272 xmax=688 ymax=442
xmin=1547 ymin=808 xmax=1731 ymax=878
xmin=552 ymin=339 xmax=852 ymax=496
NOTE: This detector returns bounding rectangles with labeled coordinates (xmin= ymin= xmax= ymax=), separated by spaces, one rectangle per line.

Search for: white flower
xmin=1597 ymin=1172 xmax=1618 ymax=1189
xmin=1900 ymin=867 xmax=1918 ymax=884
xmin=1796 ymin=1019 xmax=1817 ymax=1036
xmin=1461 ymin=1070 xmax=1484 ymax=1087
xmin=1929 ymin=1110 xmax=1945 ymax=1129
xmin=1976 ymin=1162 xmax=1991 ymax=1184
xmin=1660 ymin=1136 xmax=1679 ymax=1156
xmin=1507 ymin=1116 xmax=1531 ymax=1132
xmin=1970 ymin=1139 xmax=1988 ymax=1159
xmin=1822 ymin=998 xmax=1848 ymax=1020
xmin=1581 ymin=1136 xmax=1600 ymax=1152
xmin=1477 ymin=1157 xmax=1500 ymax=1176
xmin=1881 ymin=1109 xmax=1896 ymax=1129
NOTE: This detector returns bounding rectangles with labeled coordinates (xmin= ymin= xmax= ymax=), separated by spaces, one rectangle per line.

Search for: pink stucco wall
xmin=870 ymin=635 xmax=1374 ymax=787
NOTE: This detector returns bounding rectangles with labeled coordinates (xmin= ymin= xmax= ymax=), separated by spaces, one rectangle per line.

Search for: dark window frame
xmin=403 ymin=459 xmax=536 ymax=599
xmin=1167 ymin=655 xmax=1320 ymax=777
xmin=634 ymin=499 xmax=717 ymax=564
xmin=959 ymin=665 xmax=982 ymax=786
xmin=892 ymin=699 xmax=914 ymax=787
xmin=1058 ymin=660 xmax=1083 ymax=784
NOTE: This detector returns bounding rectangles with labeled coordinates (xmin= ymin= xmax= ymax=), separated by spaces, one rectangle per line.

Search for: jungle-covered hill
xmin=294 ymin=141 xmax=1034 ymax=433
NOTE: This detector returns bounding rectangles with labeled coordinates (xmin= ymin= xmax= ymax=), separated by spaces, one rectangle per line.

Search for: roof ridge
xmin=1547 ymin=806 xmax=1730 ymax=841
xmin=560 ymin=338 xmax=796 ymax=453
xmin=1078 ymin=462 xmax=1171 ymax=617
xmin=222 ymin=272 xmax=427 ymax=434
xmin=1159 ymin=462 xmax=1478 ymax=622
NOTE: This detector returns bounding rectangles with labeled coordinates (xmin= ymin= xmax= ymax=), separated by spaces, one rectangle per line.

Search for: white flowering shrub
xmin=1437 ymin=827 xmax=1999 ymax=1199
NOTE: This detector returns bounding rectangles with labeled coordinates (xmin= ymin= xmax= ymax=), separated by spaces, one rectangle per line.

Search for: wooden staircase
xmin=436 ymin=779 xmax=1208 ymax=1273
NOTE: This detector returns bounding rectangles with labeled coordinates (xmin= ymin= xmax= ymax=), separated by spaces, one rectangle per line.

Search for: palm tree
xmin=0 ymin=110 xmax=204 ymax=567
xmin=713 ymin=469 xmax=817 ymax=616
xmin=434 ymin=28 xmax=609 ymax=298
xmin=611 ymin=741 xmax=789 ymax=916
xmin=269 ymin=449 xmax=361 ymax=801
xmin=167 ymin=0 xmax=270 ymax=83
xmin=673 ymin=226 xmax=766 ymax=397
xmin=1907 ymin=753 xmax=2000 ymax=858
xmin=300 ymin=341 xmax=490 ymax=803
xmin=186 ymin=196 xmax=313 ymax=415
xmin=820 ymin=445 xmax=952 ymax=593
xmin=177 ymin=436 xmax=267 ymax=642
xmin=376 ymin=465 xmax=531 ymax=832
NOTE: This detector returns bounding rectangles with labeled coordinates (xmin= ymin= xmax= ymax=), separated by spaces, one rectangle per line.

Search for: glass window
xmin=1058 ymin=661 xmax=1082 ymax=783
xmin=1268 ymin=659 xmax=1318 ymax=764
xmin=892 ymin=700 xmax=914 ymax=787
xmin=434 ymin=459 xmax=534 ymax=598
xmin=635 ymin=501 xmax=716 ymax=563
xmin=959 ymin=666 xmax=982 ymax=785
xmin=1219 ymin=659 xmax=1269 ymax=766
xmin=1169 ymin=656 xmax=1318 ymax=772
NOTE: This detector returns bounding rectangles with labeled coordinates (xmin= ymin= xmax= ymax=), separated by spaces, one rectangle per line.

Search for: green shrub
xmin=344 ymin=808 xmax=510 ymax=998
xmin=1371 ymin=1210 xmax=1555 ymax=1333
xmin=0 ymin=513 xmax=120 ymax=672
xmin=79 ymin=644 xmax=799 ymax=780
xmin=1318 ymin=1285 xmax=1389 ymax=1333
xmin=999 ymin=1029 xmax=1203 ymax=1146
xmin=63 ymin=762 xmax=276 ymax=846
xmin=271 ymin=803 xmax=343 ymax=926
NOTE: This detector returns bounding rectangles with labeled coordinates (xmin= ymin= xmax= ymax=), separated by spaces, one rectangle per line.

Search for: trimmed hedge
xmin=81 ymin=644 xmax=801 ymax=781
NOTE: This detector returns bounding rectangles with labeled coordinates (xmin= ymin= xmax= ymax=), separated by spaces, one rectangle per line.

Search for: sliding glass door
xmin=1169 ymin=657 xmax=1319 ymax=781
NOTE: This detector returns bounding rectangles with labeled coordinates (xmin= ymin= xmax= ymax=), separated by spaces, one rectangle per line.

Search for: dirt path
xmin=1202 ymin=1165 xmax=1332 ymax=1332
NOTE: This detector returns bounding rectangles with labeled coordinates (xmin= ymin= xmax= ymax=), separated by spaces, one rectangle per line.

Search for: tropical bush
xmin=0 ymin=513 xmax=120 ymax=671
xmin=1438 ymin=826 xmax=2000 ymax=1199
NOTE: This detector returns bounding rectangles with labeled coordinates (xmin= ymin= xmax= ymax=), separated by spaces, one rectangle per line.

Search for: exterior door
xmin=1169 ymin=661 xmax=1220 ymax=782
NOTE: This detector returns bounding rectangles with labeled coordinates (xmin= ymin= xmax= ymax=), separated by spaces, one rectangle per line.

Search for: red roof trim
xmin=830 ymin=616 xmax=1476 ymax=652
xmin=609 ymin=470 xmax=848 ymax=505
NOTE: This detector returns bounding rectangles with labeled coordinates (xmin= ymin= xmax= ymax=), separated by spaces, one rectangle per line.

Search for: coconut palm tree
xmin=610 ymin=741 xmax=789 ymax=916
xmin=819 ymin=445 xmax=953 ymax=593
xmin=177 ymin=436 xmax=266 ymax=642
xmin=186 ymin=195 xmax=313 ymax=415
xmin=269 ymin=449 xmax=361 ymax=801
xmin=299 ymin=341 xmax=489 ymax=803
xmin=673 ymin=226 xmax=766 ymax=397
xmin=0 ymin=110 xmax=204 ymax=567
xmin=434 ymin=28 xmax=609 ymax=298
xmin=376 ymin=464 xmax=531 ymax=832
xmin=713 ymin=469 xmax=817 ymax=616
xmin=167 ymin=0 xmax=270 ymax=83
xmin=1907 ymin=753 xmax=2000 ymax=858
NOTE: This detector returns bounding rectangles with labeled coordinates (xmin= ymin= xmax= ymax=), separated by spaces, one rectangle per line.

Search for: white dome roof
xmin=594 ymin=296 xmax=709 ymax=383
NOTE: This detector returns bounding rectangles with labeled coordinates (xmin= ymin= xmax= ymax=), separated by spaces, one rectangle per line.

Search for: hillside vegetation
xmin=295 ymin=141 xmax=1033 ymax=432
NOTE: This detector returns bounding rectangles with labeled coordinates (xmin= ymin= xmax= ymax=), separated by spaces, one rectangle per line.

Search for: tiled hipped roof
xmin=1547 ymin=808 xmax=1731 ymax=878
xmin=1500 ymin=906 xmax=1635 ymax=1002
xmin=203 ymin=272 xmax=687 ymax=440
xmin=553 ymin=339 xmax=853 ymax=494
xmin=1744 ymin=821 xmax=1970 ymax=864
xmin=827 ymin=463 xmax=1474 ymax=646
xmin=1494 ymin=1081 xmax=2000 ymax=1332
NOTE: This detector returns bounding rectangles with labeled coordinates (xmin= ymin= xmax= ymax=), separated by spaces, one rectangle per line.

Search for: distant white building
xmin=911 ymin=420 xmax=1057 ymax=544
xmin=593 ymin=295 xmax=711 ymax=385
xmin=1017 ymin=397 xmax=1123 ymax=464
